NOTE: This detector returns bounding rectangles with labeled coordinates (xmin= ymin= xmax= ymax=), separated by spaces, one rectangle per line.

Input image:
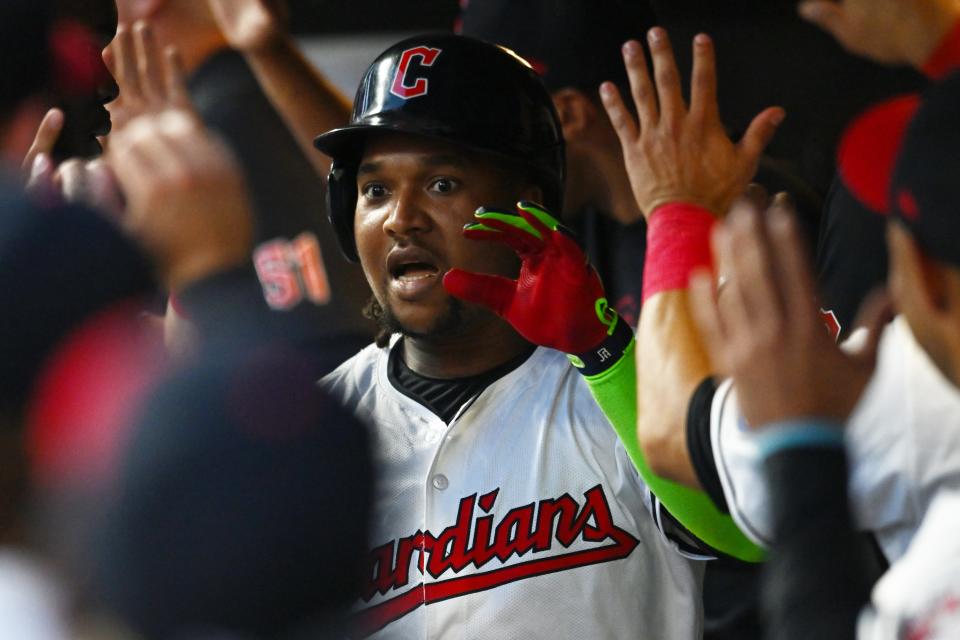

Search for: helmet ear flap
xmin=327 ymin=160 xmax=360 ymax=263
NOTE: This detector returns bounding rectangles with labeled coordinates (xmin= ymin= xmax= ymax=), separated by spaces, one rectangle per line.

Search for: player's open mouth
xmin=387 ymin=246 xmax=442 ymax=299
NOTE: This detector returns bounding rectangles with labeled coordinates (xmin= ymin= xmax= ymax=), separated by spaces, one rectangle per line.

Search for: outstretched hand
xmin=688 ymin=197 xmax=891 ymax=428
xmin=209 ymin=0 xmax=289 ymax=53
xmin=103 ymin=31 xmax=253 ymax=291
xmin=107 ymin=111 xmax=254 ymax=292
xmin=798 ymin=0 xmax=959 ymax=68
xmin=599 ymin=29 xmax=784 ymax=219
xmin=443 ymin=202 xmax=616 ymax=355
xmin=103 ymin=21 xmax=192 ymax=132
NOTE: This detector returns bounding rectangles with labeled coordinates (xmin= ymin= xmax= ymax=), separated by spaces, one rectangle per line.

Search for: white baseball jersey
xmin=857 ymin=490 xmax=960 ymax=640
xmin=712 ymin=316 xmax=960 ymax=560
xmin=321 ymin=340 xmax=705 ymax=639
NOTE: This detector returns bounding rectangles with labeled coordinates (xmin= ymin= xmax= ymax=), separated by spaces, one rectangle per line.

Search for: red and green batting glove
xmin=443 ymin=201 xmax=631 ymax=374
xmin=444 ymin=201 xmax=765 ymax=562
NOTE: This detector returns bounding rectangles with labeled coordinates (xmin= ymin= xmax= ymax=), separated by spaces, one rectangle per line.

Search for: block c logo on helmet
xmin=390 ymin=46 xmax=442 ymax=99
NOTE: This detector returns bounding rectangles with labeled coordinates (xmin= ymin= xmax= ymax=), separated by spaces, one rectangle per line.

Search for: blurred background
xmin=57 ymin=0 xmax=922 ymax=199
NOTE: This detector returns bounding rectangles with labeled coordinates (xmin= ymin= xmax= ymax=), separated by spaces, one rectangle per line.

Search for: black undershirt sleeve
xmin=761 ymin=447 xmax=880 ymax=640
xmin=685 ymin=377 xmax=729 ymax=513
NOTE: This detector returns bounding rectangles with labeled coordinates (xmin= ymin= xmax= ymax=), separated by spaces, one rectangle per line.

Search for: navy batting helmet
xmin=313 ymin=33 xmax=565 ymax=262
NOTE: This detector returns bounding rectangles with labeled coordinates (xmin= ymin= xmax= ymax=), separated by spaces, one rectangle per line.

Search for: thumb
xmin=443 ymin=268 xmax=516 ymax=315
xmin=848 ymin=287 xmax=894 ymax=368
xmin=739 ymin=106 xmax=786 ymax=166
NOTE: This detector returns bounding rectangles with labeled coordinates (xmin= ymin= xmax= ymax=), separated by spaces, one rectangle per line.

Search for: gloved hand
xmin=443 ymin=201 xmax=618 ymax=354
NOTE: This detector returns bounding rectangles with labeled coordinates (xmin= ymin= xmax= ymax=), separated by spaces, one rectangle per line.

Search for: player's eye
xmin=428 ymin=177 xmax=458 ymax=194
xmin=360 ymin=182 xmax=389 ymax=200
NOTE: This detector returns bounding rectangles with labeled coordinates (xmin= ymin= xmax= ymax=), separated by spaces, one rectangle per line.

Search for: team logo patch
xmin=356 ymin=484 xmax=638 ymax=636
xmin=819 ymin=308 xmax=842 ymax=342
xmin=390 ymin=46 xmax=442 ymax=100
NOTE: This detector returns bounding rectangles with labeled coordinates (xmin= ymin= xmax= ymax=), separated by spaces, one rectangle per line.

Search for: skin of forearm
xmin=906 ymin=0 xmax=960 ymax=67
xmin=636 ymin=290 xmax=713 ymax=489
xmin=243 ymin=36 xmax=352 ymax=176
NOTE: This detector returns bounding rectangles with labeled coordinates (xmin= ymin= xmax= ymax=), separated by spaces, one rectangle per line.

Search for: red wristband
xmin=923 ymin=17 xmax=960 ymax=80
xmin=642 ymin=202 xmax=716 ymax=303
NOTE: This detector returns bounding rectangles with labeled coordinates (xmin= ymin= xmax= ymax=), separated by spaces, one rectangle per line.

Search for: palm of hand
xmin=209 ymin=0 xmax=282 ymax=52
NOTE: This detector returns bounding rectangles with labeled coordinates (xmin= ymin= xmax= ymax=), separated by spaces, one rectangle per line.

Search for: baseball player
xmin=685 ymin=67 xmax=960 ymax=639
xmin=596 ymin=8 xmax=960 ymax=567
xmin=314 ymin=33 xmax=765 ymax=639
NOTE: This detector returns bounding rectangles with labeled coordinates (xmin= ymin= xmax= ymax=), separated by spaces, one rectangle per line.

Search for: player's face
xmin=354 ymin=133 xmax=527 ymax=339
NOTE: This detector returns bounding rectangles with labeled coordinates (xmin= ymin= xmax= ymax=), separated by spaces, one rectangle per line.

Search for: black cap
xmin=836 ymin=73 xmax=960 ymax=268
xmin=889 ymin=71 xmax=960 ymax=267
xmin=94 ymin=346 xmax=372 ymax=638
xmin=0 ymin=192 xmax=155 ymax=419
xmin=456 ymin=0 xmax=656 ymax=92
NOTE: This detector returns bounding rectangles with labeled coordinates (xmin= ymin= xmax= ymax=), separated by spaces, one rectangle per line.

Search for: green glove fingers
xmin=467 ymin=202 xmax=561 ymax=239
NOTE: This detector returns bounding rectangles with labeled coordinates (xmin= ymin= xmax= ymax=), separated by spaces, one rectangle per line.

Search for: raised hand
xmin=107 ymin=110 xmax=254 ymax=292
xmin=798 ymin=0 xmax=960 ymax=68
xmin=103 ymin=21 xmax=191 ymax=132
xmin=443 ymin=202 xmax=617 ymax=355
xmin=208 ymin=0 xmax=288 ymax=53
xmin=688 ymin=198 xmax=891 ymax=428
xmin=104 ymin=32 xmax=251 ymax=291
xmin=599 ymin=30 xmax=784 ymax=219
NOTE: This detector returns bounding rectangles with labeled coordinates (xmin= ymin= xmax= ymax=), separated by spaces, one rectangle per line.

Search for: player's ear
xmin=551 ymin=88 xmax=597 ymax=143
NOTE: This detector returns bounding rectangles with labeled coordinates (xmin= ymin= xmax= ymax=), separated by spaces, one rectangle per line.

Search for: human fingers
xmin=162 ymin=46 xmax=192 ymax=111
xmin=134 ymin=22 xmax=165 ymax=105
xmin=647 ymin=28 xmax=685 ymax=125
xmin=25 ymin=154 xmax=56 ymax=200
xmin=713 ymin=209 xmax=757 ymax=338
xmin=84 ymin=159 xmax=126 ymax=218
xmin=738 ymin=107 xmax=786 ymax=173
xmin=727 ymin=202 xmax=783 ymax=324
xmin=622 ymin=39 xmax=658 ymax=128
xmin=689 ymin=267 xmax=730 ymax=372
xmin=739 ymin=183 xmax=770 ymax=212
xmin=114 ymin=26 xmax=144 ymax=106
xmin=443 ymin=269 xmax=516 ymax=315
xmin=515 ymin=201 xmax=556 ymax=238
xmin=689 ymin=34 xmax=719 ymax=123
xmin=599 ymin=82 xmax=639 ymax=143
xmin=464 ymin=216 xmax=543 ymax=256
xmin=56 ymin=159 xmax=89 ymax=205
xmin=765 ymin=202 xmax=818 ymax=326
xmin=22 ymin=109 xmax=64 ymax=178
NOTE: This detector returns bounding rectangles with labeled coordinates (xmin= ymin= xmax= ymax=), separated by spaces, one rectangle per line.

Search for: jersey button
xmin=431 ymin=474 xmax=449 ymax=491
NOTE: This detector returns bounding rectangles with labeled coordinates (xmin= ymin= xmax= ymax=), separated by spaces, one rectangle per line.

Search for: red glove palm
xmin=443 ymin=201 xmax=617 ymax=354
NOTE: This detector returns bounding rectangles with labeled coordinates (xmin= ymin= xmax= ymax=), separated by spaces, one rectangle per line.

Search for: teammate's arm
xmin=687 ymin=197 xmax=889 ymax=640
xmin=798 ymin=0 xmax=960 ymax=76
xmin=208 ymin=0 xmax=351 ymax=176
xmin=599 ymin=29 xmax=784 ymax=488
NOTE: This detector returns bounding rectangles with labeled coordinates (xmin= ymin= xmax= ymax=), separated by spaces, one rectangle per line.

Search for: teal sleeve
xmin=584 ymin=338 xmax=766 ymax=562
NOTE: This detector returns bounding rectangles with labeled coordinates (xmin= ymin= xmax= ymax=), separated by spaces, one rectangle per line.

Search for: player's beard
xmin=384 ymin=297 xmax=465 ymax=340
xmin=365 ymin=295 xmax=466 ymax=345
